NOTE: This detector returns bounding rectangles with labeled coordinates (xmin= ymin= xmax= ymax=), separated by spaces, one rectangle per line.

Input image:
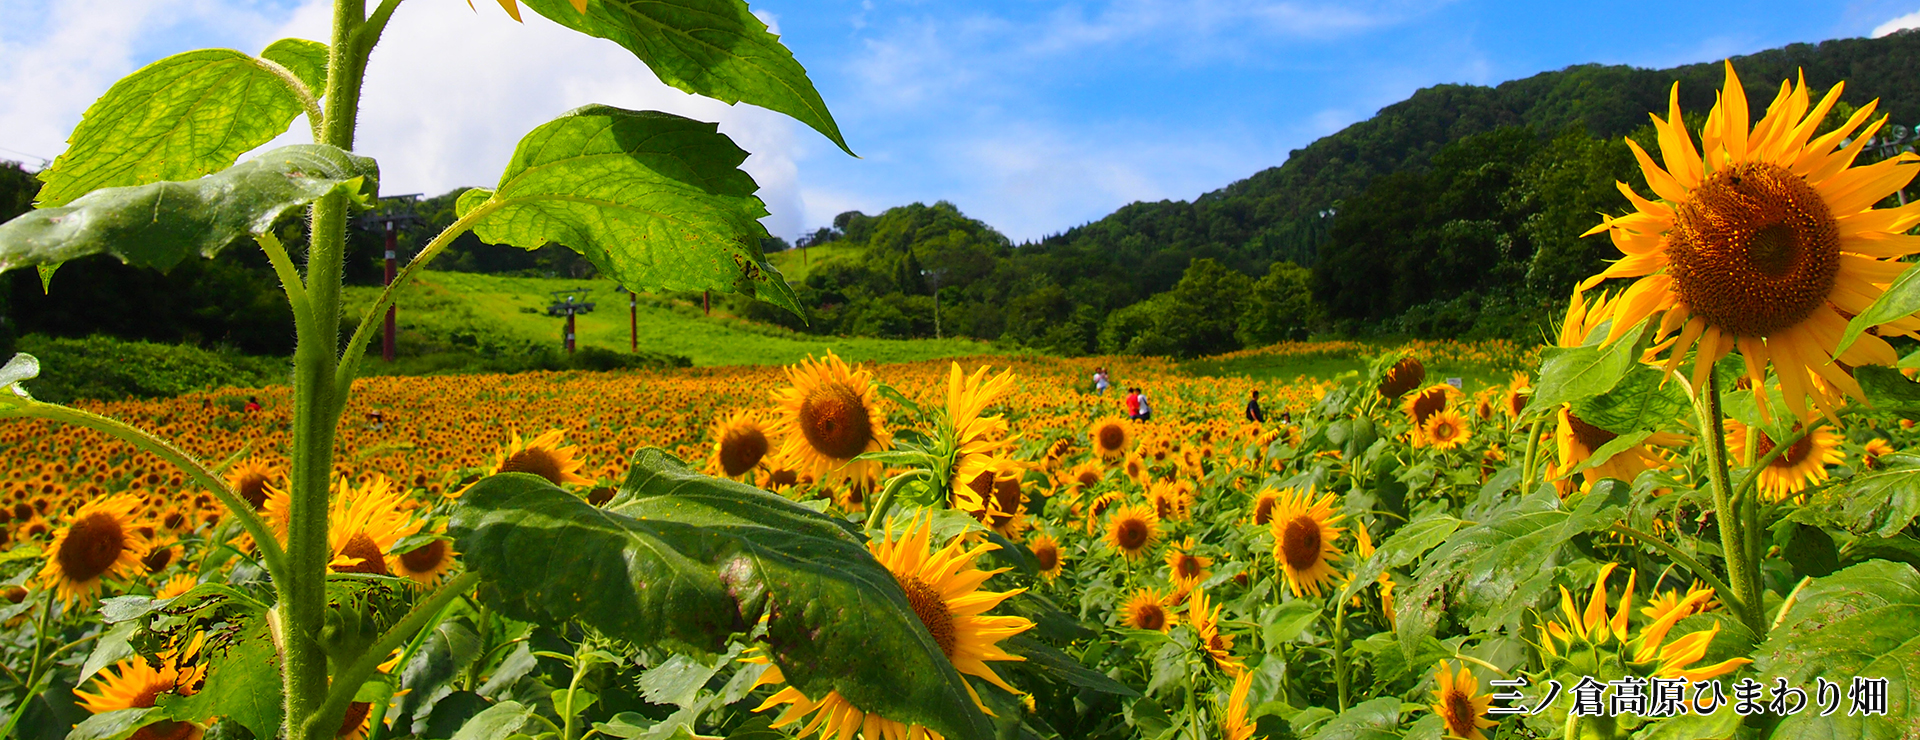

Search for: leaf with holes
xmin=460 ymin=105 xmax=799 ymax=316
xmin=1754 ymin=560 xmax=1920 ymax=740
xmin=517 ymin=0 xmax=850 ymax=155
xmin=448 ymin=448 xmax=992 ymax=740
xmin=0 ymin=145 xmax=377 ymax=276
xmin=35 ymin=45 xmax=321 ymax=208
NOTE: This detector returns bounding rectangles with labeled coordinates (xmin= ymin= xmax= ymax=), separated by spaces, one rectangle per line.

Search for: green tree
xmin=1237 ymin=260 xmax=1318 ymax=346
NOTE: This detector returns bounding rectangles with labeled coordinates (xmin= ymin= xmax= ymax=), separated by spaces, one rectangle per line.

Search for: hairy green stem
xmin=1333 ymin=600 xmax=1350 ymax=713
xmin=1608 ymin=523 xmax=1743 ymax=618
xmin=256 ymin=231 xmax=313 ymax=332
xmin=863 ymin=469 xmax=927 ymax=531
xmin=1694 ymin=372 xmax=1764 ymax=637
xmin=5 ymin=401 xmax=287 ymax=581
xmin=1520 ymin=417 xmax=1545 ymax=493
xmin=562 ymin=650 xmax=598 ymax=740
xmin=307 ymin=572 xmax=481 ymax=740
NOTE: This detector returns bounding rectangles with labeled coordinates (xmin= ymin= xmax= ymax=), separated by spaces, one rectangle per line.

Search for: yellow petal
xmin=1777 ymin=80 xmax=1846 ymax=162
xmin=1719 ymin=61 xmax=1750 ymax=163
xmin=1626 ymin=138 xmax=1691 ymax=203
xmin=1657 ymin=82 xmax=1703 ymax=187
xmin=1746 ymin=78 xmax=1794 ymax=162
xmin=1796 ymin=101 xmax=1880 ymax=181
xmin=570 ymin=0 xmax=589 ymax=12
xmin=1821 ymin=157 xmax=1920 ymax=216
xmin=495 ymin=0 xmax=523 ymax=21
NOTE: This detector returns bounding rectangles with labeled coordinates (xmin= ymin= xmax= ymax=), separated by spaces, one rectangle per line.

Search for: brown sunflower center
xmin=1130 ymin=601 xmax=1167 ymax=631
xmin=1431 ymin=419 xmax=1460 ymax=442
xmin=1114 ymin=518 xmax=1150 ymax=552
xmin=1252 ymin=496 xmax=1277 ymax=525
xmin=59 ymin=511 xmax=128 ymax=583
xmin=500 ymin=448 xmax=566 ymax=486
xmin=399 ymin=539 xmax=450 ymax=575
xmin=899 ymin=575 xmax=955 ymax=657
xmin=1753 ymin=430 xmax=1814 ymax=468
xmin=339 ymin=701 xmax=372 ymax=739
xmin=1032 ymin=542 xmax=1060 ymax=572
xmin=1096 ymin=424 xmax=1126 ymax=453
xmin=1444 ymin=688 xmax=1478 ymax=738
xmin=1076 ymin=469 xmax=1101 ymax=488
xmin=718 ymin=426 xmax=769 ymax=477
xmin=1173 ymin=553 xmax=1204 ymax=580
xmin=1409 ymin=390 xmax=1449 ymax=426
xmin=798 ymin=384 xmax=874 ymax=460
xmin=335 ymin=532 xmax=391 ymax=576
xmin=234 ymin=472 xmax=271 ymax=509
xmin=1667 ymin=162 xmax=1840 ymax=337
xmin=1567 ymin=411 xmax=1617 ymax=451
xmin=1379 ymin=357 xmax=1426 ymax=399
xmin=1280 ymin=516 xmax=1323 ymax=572
xmin=143 ymin=546 xmax=174 ymax=573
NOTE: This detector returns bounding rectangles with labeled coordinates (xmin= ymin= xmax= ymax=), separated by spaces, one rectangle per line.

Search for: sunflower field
xmin=5 ymin=1 xmax=1920 ymax=739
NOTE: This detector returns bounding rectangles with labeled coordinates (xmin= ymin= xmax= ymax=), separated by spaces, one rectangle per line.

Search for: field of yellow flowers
xmin=4 ymin=333 xmax=1918 ymax=740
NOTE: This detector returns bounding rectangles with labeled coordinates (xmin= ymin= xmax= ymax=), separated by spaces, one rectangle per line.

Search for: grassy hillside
xmin=766 ymin=242 xmax=861 ymax=285
xmin=342 ymin=270 xmax=1013 ymax=367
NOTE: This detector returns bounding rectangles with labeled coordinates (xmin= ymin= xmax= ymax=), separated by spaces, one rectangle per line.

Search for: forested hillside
xmin=5 ymin=30 xmax=1918 ymax=359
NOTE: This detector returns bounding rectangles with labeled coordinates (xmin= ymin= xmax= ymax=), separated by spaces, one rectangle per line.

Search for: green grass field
xmin=342 ymin=270 xmax=1011 ymax=367
xmin=766 ymin=242 xmax=860 ymax=285
xmin=1177 ymin=343 xmax=1525 ymax=395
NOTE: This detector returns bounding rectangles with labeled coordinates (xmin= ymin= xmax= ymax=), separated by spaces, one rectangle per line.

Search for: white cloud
xmin=1873 ymin=9 xmax=1920 ymax=37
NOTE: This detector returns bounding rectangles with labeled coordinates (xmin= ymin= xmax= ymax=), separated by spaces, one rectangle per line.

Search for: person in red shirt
xmin=1124 ymin=388 xmax=1141 ymax=419
xmin=243 ymin=396 xmax=261 ymax=413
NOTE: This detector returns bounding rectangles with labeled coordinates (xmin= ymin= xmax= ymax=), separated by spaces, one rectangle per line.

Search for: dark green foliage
xmin=1237 ymin=261 xmax=1317 ymax=346
xmin=13 ymin=334 xmax=286 ymax=402
xmin=1098 ymin=259 xmax=1252 ymax=358
xmin=9 ymin=252 xmax=296 ymax=355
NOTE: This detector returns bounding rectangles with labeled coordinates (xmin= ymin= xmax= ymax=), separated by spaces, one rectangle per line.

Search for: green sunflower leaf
xmin=1856 ymin=365 xmax=1920 ymax=420
xmin=448 ymin=448 xmax=994 ymax=740
xmin=152 ymin=607 xmax=284 ymax=739
xmin=1338 ymin=515 xmax=1462 ymax=602
xmin=460 ymin=105 xmax=800 ymax=317
xmin=1308 ymin=696 xmax=1403 ymax=740
xmin=34 ymin=46 xmax=319 ymax=208
xmin=1571 ymin=365 xmax=1690 ymax=436
xmin=1524 ymin=341 xmax=1635 ymax=418
xmin=259 ymin=38 xmax=328 ymax=97
xmin=0 ymin=145 xmax=378 ymax=276
xmin=1753 ymin=559 xmax=1920 ymax=740
xmin=1794 ymin=456 xmax=1920 ymax=538
xmin=517 ymin=0 xmax=851 ymax=156
xmin=1394 ymin=485 xmax=1624 ymax=657
xmin=64 ymin=707 xmax=164 ymax=740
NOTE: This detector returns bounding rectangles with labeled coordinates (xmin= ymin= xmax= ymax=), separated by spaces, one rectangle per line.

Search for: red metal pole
xmin=629 ymin=292 xmax=637 ymax=353
xmin=382 ymin=221 xmax=396 ymax=362
xmin=703 ymin=290 xmax=710 ymax=316
xmin=566 ymin=310 xmax=576 ymax=354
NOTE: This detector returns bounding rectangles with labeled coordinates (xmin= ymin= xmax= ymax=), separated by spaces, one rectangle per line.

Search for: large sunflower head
xmin=394 ymin=537 xmax=458 ymax=586
xmin=1402 ymin=384 xmax=1461 ymax=428
xmin=1583 ymin=62 xmax=1920 ymax=421
xmin=327 ymin=476 xmax=423 ymax=577
xmin=223 ymin=457 xmax=281 ymax=510
xmin=39 ymin=494 xmax=150 ymax=606
xmin=1089 ymin=417 xmax=1133 ymax=460
xmin=709 ymin=411 xmax=772 ymax=480
xmin=493 ymin=429 xmax=593 ymax=488
xmin=1430 ymin=660 xmax=1496 ymax=740
xmin=1123 ymin=587 xmax=1174 ymax=631
xmin=1028 ymin=532 xmax=1064 ymax=580
xmin=1268 ymin=488 xmax=1345 ymax=598
xmin=770 ymin=353 xmax=892 ymax=486
xmin=1164 ymin=536 xmax=1213 ymax=587
xmin=1420 ymin=410 xmax=1472 ymax=451
xmin=1378 ymin=356 xmax=1426 ymax=399
xmin=749 ymin=514 xmax=1033 ymax=737
xmin=1550 ymin=407 xmax=1681 ymax=494
xmin=76 ymin=640 xmax=208 ymax=740
xmin=1249 ymin=488 xmax=1281 ymax=526
xmin=1725 ymin=421 xmax=1843 ymax=500
xmin=1105 ymin=502 xmax=1161 ymax=560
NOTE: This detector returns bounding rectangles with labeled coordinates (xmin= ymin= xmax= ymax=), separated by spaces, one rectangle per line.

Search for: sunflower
xmin=223 ymin=457 xmax=280 ymax=510
xmin=1862 ymin=438 xmax=1896 ymax=469
xmin=1164 ymin=536 xmax=1212 ymax=587
xmin=1420 ymin=410 xmax=1471 ymax=451
xmin=154 ymin=573 xmax=197 ymax=601
xmin=1105 ymin=503 xmax=1160 ymax=560
xmin=394 ymin=537 xmax=457 ymax=586
xmin=1219 ymin=669 xmax=1256 ymax=740
xmin=39 ymin=493 xmax=150 ymax=606
xmin=1378 ymin=356 xmax=1425 ymax=399
xmin=1430 ymin=660 xmax=1496 ymax=740
xmin=708 ymin=411 xmax=772 ymax=480
xmin=327 ymin=476 xmax=422 ymax=576
xmin=1188 ymin=589 xmax=1242 ymax=674
xmin=1352 ymin=524 xmax=1396 ymax=628
xmin=1028 ymin=532 xmax=1064 ymax=580
xmin=749 ymin=515 xmax=1033 ymax=738
xmin=1089 ymin=417 xmax=1133 ymax=461
xmin=1123 ymin=587 xmax=1174 ymax=631
xmin=1083 ymin=490 xmax=1125 ymax=535
xmin=1248 ymin=488 xmax=1280 ymax=526
xmin=1640 ymin=580 xmax=1717 ymax=623
xmin=1581 ymin=62 xmax=1920 ymax=422
xmin=1725 ymin=420 xmax=1843 ymax=500
xmin=945 ymin=364 xmax=1021 ymax=491
xmin=769 ymin=353 xmax=893 ymax=487
xmin=1549 ymin=406 xmax=1683 ymax=494
xmin=1402 ymin=384 xmax=1461 ymax=428
xmin=956 ymin=467 xmax=1030 ymax=540
xmin=1268 ymin=488 xmax=1344 ymax=598
xmin=493 ymin=429 xmax=593 ymax=488
xmin=76 ymin=642 xmax=208 ymax=740
xmin=1065 ymin=462 xmax=1104 ymax=497
xmin=1501 ymin=373 xmax=1532 ymax=419
xmin=1538 ymin=564 xmax=1751 ymax=682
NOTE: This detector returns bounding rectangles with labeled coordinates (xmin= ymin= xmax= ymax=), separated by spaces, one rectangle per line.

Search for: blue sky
xmin=2 ymin=0 xmax=1916 ymax=243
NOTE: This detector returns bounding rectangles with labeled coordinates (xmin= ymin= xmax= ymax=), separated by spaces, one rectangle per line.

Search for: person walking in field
xmin=1124 ymin=387 xmax=1141 ymax=419
xmin=1093 ymin=367 xmax=1111 ymax=395
xmin=1245 ymin=389 xmax=1265 ymax=423
xmin=1135 ymin=389 xmax=1153 ymax=421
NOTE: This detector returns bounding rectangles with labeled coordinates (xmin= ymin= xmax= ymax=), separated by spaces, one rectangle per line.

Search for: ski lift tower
xmin=547 ymin=289 xmax=596 ymax=354
xmin=352 ymin=194 xmax=424 ymax=362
